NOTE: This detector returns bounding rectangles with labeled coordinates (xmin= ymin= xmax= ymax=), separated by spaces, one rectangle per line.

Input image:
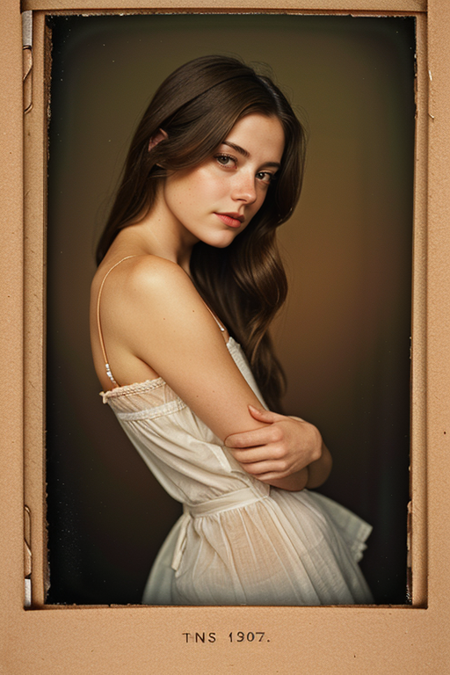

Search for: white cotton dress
xmin=101 ymin=333 xmax=374 ymax=606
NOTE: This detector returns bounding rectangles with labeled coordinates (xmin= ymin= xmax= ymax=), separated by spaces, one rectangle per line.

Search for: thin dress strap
xmin=202 ymin=301 xmax=226 ymax=333
xmin=96 ymin=256 xmax=137 ymax=387
xmin=183 ymin=267 xmax=226 ymax=333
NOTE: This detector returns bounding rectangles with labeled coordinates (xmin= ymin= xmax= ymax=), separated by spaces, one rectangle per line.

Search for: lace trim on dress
xmin=101 ymin=377 xmax=184 ymax=416
xmin=101 ymin=377 xmax=166 ymax=400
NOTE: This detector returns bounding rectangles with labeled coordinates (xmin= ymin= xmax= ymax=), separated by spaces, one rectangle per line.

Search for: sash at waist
xmin=188 ymin=486 xmax=270 ymax=517
xmin=171 ymin=486 xmax=270 ymax=571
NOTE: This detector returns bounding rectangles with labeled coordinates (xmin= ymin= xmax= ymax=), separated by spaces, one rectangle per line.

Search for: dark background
xmin=46 ymin=13 xmax=415 ymax=605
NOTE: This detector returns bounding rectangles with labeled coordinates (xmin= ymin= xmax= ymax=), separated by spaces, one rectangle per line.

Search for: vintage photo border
xmin=1 ymin=0 xmax=449 ymax=673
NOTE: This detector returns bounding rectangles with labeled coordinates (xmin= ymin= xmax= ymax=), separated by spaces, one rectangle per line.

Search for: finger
xmin=248 ymin=405 xmax=283 ymax=423
xmin=225 ymin=424 xmax=283 ymax=449
xmin=255 ymin=472 xmax=290 ymax=484
xmin=239 ymin=460 xmax=289 ymax=476
xmin=228 ymin=446 xmax=275 ymax=464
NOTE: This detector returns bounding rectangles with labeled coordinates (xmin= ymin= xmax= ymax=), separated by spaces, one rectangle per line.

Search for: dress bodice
xmin=101 ymin=337 xmax=270 ymax=507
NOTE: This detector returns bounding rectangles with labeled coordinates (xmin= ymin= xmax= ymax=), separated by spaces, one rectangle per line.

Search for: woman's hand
xmin=224 ymin=406 xmax=332 ymax=492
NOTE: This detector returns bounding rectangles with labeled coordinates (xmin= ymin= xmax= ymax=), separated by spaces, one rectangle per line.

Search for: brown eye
xmin=215 ymin=154 xmax=236 ymax=167
xmin=256 ymin=171 xmax=274 ymax=184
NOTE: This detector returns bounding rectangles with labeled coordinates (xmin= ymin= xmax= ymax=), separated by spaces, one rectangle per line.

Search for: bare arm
xmin=99 ymin=256 xmax=330 ymax=491
xmin=99 ymin=256 xmax=270 ymax=440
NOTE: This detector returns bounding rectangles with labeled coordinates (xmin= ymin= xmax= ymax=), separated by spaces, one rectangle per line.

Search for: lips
xmin=215 ymin=212 xmax=244 ymax=228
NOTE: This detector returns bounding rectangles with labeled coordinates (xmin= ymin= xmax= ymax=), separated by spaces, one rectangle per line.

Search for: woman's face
xmin=160 ymin=113 xmax=285 ymax=249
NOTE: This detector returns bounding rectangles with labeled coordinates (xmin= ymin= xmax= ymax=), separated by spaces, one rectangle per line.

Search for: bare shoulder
xmin=95 ymin=253 xmax=228 ymax=374
xmin=96 ymin=254 xmax=195 ymax=310
xmin=124 ymin=255 xmax=192 ymax=295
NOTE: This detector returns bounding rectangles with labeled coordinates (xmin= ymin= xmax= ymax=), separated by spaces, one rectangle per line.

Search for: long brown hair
xmin=96 ymin=55 xmax=306 ymax=410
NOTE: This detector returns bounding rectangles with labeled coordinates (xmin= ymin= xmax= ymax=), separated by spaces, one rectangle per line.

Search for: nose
xmin=231 ymin=171 xmax=257 ymax=205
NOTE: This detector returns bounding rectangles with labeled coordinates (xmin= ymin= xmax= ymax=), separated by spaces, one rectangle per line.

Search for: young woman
xmin=90 ymin=55 xmax=373 ymax=605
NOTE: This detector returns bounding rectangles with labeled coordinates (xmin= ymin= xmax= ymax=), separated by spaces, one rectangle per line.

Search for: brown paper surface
xmin=1 ymin=1 xmax=449 ymax=673
xmin=22 ymin=1 xmax=427 ymax=11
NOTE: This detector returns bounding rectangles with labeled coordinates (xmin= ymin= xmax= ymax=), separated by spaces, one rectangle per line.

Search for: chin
xmin=211 ymin=240 xmax=235 ymax=249
xmin=202 ymin=232 xmax=239 ymax=249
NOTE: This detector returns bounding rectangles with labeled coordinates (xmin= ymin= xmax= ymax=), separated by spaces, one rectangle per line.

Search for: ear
xmin=148 ymin=128 xmax=168 ymax=152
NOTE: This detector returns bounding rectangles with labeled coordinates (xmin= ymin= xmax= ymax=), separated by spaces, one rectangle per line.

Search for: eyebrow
xmin=222 ymin=141 xmax=281 ymax=169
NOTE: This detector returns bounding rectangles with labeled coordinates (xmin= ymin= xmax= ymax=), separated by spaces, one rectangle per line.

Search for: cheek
xmin=177 ymin=174 xmax=212 ymax=207
xmin=165 ymin=178 xmax=197 ymax=212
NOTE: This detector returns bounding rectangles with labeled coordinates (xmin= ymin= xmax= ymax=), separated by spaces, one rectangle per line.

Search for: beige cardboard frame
xmin=1 ymin=1 xmax=449 ymax=673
